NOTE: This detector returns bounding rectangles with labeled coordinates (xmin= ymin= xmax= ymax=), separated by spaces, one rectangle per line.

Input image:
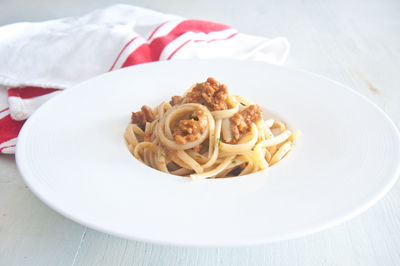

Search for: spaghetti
xmin=124 ymin=78 xmax=300 ymax=180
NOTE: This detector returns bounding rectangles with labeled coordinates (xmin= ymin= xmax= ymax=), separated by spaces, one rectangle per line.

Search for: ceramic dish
xmin=16 ymin=59 xmax=400 ymax=247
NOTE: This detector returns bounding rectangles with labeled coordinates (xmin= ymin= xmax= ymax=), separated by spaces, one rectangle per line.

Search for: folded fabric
xmin=0 ymin=4 xmax=290 ymax=154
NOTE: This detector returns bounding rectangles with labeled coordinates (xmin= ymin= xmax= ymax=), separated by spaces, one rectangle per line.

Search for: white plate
xmin=16 ymin=59 xmax=400 ymax=247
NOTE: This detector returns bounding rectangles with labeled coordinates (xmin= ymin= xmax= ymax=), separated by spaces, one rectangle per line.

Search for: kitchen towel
xmin=0 ymin=4 xmax=289 ymax=153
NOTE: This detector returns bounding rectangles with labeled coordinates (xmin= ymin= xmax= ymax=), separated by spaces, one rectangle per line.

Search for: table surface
xmin=1 ymin=0 xmax=400 ymax=265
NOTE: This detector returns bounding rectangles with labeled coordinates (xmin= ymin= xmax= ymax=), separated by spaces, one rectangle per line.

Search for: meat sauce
xmin=185 ymin=77 xmax=228 ymax=111
xmin=131 ymin=78 xmax=263 ymax=144
xmin=172 ymin=110 xmax=205 ymax=144
xmin=131 ymin=105 xmax=154 ymax=130
xmin=230 ymin=104 xmax=263 ymax=140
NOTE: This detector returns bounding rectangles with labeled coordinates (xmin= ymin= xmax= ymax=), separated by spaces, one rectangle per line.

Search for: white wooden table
xmin=1 ymin=0 xmax=400 ymax=265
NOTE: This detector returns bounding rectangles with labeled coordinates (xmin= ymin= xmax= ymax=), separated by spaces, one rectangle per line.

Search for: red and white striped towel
xmin=0 ymin=4 xmax=289 ymax=154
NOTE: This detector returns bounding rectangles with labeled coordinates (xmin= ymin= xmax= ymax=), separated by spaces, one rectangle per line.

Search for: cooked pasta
xmin=124 ymin=78 xmax=300 ymax=180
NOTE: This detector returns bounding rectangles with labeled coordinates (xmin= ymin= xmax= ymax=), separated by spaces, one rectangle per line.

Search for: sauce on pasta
xmin=124 ymin=78 xmax=300 ymax=180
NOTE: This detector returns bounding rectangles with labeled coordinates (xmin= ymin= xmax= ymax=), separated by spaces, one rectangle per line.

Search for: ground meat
xmin=170 ymin=96 xmax=183 ymax=106
xmin=185 ymin=77 xmax=228 ymax=111
xmin=173 ymin=119 xmax=205 ymax=145
xmin=141 ymin=105 xmax=154 ymax=122
xmin=230 ymin=104 xmax=263 ymax=140
xmin=131 ymin=105 xmax=155 ymax=130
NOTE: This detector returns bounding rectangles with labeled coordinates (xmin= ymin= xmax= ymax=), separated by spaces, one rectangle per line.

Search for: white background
xmin=1 ymin=0 xmax=400 ymax=265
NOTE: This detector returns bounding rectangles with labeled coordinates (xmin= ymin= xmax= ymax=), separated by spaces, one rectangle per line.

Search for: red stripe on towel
xmin=108 ymin=36 xmax=140 ymax=71
xmin=167 ymin=39 xmax=191 ymax=60
xmin=168 ymin=31 xmax=239 ymax=60
xmin=0 ymin=115 xmax=25 ymax=144
xmin=0 ymin=107 xmax=9 ymax=113
xmin=193 ymin=31 xmax=238 ymax=43
xmin=121 ymin=20 xmax=231 ymax=67
xmin=147 ymin=21 xmax=167 ymax=41
xmin=8 ymin=87 xmax=60 ymax=99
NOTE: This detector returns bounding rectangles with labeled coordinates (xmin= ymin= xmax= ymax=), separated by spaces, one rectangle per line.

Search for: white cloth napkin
xmin=0 ymin=4 xmax=290 ymax=153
